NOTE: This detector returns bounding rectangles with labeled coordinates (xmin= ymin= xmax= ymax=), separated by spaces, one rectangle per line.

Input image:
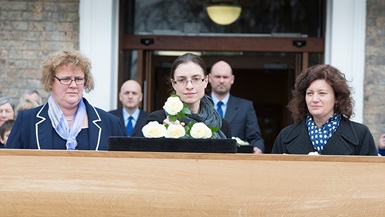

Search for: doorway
xmin=118 ymin=0 xmax=325 ymax=153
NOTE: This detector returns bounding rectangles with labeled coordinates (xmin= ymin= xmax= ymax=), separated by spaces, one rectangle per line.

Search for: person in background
xmin=0 ymin=96 xmax=15 ymax=127
xmin=209 ymin=60 xmax=264 ymax=154
xmin=272 ymin=64 xmax=377 ymax=155
xmin=378 ymin=134 xmax=385 ymax=156
xmin=20 ymin=89 xmax=43 ymax=105
xmin=6 ymin=49 xmax=125 ymax=150
xmin=146 ymin=53 xmax=231 ymax=138
xmin=109 ymin=80 xmax=149 ymax=137
xmin=16 ymin=98 xmax=39 ymax=116
xmin=0 ymin=119 xmax=14 ymax=147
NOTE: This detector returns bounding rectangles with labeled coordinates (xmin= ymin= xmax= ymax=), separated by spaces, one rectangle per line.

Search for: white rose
xmin=163 ymin=96 xmax=183 ymax=115
xmin=142 ymin=121 xmax=167 ymax=138
xmin=165 ymin=124 xmax=186 ymax=138
xmin=190 ymin=122 xmax=212 ymax=139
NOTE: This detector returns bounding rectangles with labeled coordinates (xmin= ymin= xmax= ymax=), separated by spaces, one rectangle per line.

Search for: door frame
xmin=120 ymin=34 xmax=324 ymax=111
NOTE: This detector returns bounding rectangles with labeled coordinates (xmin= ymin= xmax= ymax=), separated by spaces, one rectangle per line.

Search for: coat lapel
xmin=322 ymin=119 xmax=359 ymax=155
xmin=84 ymin=99 xmax=102 ymax=150
xmin=131 ymin=110 xmax=146 ymax=135
xmin=36 ymin=104 xmax=53 ymax=149
xmin=224 ymin=95 xmax=238 ymax=124
xmin=284 ymin=121 xmax=315 ymax=154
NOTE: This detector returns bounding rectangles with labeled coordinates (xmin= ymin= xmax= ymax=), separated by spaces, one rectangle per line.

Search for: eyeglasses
xmin=54 ymin=76 xmax=85 ymax=85
xmin=172 ymin=77 xmax=206 ymax=86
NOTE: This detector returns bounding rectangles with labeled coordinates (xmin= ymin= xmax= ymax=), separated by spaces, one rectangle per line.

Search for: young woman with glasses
xmin=145 ymin=53 xmax=232 ymax=138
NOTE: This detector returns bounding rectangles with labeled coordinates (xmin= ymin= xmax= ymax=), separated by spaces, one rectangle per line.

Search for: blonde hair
xmin=16 ymin=98 xmax=39 ymax=116
xmin=41 ymin=50 xmax=94 ymax=92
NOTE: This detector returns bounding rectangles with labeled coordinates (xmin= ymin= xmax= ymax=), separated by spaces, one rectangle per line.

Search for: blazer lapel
xmin=36 ymin=104 xmax=53 ymax=149
xmin=131 ymin=110 xmax=145 ymax=136
xmin=224 ymin=95 xmax=238 ymax=124
xmin=85 ymin=100 xmax=102 ymax=150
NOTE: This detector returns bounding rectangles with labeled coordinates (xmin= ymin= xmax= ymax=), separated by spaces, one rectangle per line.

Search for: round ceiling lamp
xmin=206 ymin=3 xmax=242 ymax=25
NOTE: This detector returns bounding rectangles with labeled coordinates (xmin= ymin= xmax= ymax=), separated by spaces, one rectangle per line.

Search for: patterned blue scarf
xmin=306 ymin=113 xmax=341 ymax=154
xmin=48 ymin=96 xmax=87 ymax=150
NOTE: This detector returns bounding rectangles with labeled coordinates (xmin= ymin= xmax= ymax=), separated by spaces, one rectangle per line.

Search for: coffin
xmin=1 ymin=149 xmax=384 ymax=216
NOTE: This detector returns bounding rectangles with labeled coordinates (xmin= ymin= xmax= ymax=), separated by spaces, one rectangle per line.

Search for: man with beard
xmin=209 ymin=61 xmax=264 ymax=153
xmin=109 ymin=80 xmax=149 ymax=137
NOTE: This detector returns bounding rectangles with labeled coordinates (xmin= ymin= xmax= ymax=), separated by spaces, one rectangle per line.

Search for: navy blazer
xmin=147 ymin=110 xmax=232 ymax=138
xmin=224 ymin=95 xmax=264 ymax=151
xmin=271 ymin=118 xmax=378 ymax=155
xmin=109 ymin=108 xmax=149 ymax=137
xmin=6 ymin=98 xmax=125 ymax=150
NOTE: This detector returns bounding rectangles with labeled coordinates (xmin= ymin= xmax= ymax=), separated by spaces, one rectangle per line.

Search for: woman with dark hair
xmin=272 ymin=64 xmax=377 ymax=155
xmin=145 ymin=53 xmax=231 ymax=138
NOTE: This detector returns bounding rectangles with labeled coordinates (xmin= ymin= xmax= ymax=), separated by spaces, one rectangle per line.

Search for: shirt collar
xmin=211 ymin=93 xmax=230 ymax=105
xmin=122 ymin=107 xmax=140 ymax=121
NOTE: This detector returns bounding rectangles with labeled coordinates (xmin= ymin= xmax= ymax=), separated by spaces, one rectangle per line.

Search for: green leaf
xmin=208 ymin=126 xmax=219 ymax=132
xmin=177 ymin=112 xmax=186 ymax=119
xmin=187 ymin=121 xmax=195 ymax=128
xmin=181 ymin=107 xmax=191 ymax=115
xmin=168 ymin=115 xmax=177 ymax=122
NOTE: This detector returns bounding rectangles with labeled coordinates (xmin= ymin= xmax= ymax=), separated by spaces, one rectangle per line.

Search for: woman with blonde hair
xmin=7 ymin=50 xmax=125 ymax=150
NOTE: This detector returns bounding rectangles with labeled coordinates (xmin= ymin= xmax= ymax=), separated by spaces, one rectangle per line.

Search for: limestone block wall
xmin=365 ymin=0 xmax=385 ymax=146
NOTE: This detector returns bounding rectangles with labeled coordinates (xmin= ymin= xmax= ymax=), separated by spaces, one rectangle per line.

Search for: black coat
xmin=271 ymin=118 xmax=378 ymax=155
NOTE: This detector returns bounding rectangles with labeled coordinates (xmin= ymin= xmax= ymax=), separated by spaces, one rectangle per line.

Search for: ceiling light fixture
xmin=206 ymin=3 xmax=242 ymax=25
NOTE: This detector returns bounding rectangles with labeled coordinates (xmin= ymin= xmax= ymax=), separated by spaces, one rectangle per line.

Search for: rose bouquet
xmin=142 ymin=95 xmax=218 ymax=139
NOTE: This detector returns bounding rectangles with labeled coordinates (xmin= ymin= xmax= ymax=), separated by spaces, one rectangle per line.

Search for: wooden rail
xmin=1 ymin=149 xmax=384 ymax=216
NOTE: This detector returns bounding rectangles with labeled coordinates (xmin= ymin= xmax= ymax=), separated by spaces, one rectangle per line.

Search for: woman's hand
xmin=163 ymin=116 xmax=185 ymax=127
xmin=253 ymin=147 xmax=262 ymax=154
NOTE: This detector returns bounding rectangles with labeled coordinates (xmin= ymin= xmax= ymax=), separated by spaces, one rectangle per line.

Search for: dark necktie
xmin=126 ymin=116 xmax=133 ymax=136
xmin=217 ymin=101 xmax=224 ymax=118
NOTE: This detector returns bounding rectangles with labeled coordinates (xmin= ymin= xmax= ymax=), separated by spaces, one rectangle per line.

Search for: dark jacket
xmin=109 ymin=108 xmax=149 ymax=137
xmin=224 ymin=95 xmax=264 ymax=151
xmin=146 ymin=110 xmax=232 ymax=138
xmin=271 ymin=118 xmax=378 ymax=155
xmin=6 ymin=98 xmax=125 ymax=150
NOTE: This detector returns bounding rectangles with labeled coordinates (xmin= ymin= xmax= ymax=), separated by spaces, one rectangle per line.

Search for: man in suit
xmin=109 ymin=80 xmax=149 ymax=137
xmin=209 ymin=61 xmax=264 ymax=154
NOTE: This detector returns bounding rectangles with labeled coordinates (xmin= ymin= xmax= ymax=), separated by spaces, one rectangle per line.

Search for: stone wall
xmin=0 ymin=0 xmax=79 ymax=104
xmin=365 ymin=0 xmax=385 ymax=145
